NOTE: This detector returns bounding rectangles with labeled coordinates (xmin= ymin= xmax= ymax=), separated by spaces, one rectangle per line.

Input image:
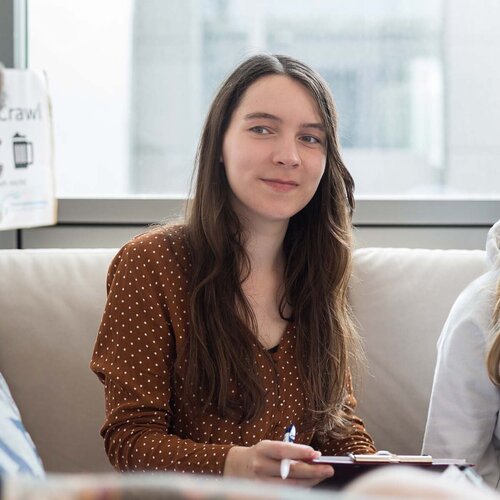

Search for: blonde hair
xmin=486 ymin=279 xmax=500 ymax=385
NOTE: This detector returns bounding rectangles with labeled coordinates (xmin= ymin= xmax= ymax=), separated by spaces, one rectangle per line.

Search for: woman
xmin=91 ymin=54 xmax=375 ymax=486
xmin=423 ymin=219 xmax=500 ymax=488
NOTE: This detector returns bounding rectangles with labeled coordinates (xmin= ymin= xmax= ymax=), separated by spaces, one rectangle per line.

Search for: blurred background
xmin=27 ymin=0 xmax=500 ymax=197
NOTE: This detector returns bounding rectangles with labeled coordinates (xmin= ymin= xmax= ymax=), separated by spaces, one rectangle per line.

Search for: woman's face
xmin=222 ymin=74 xmax=327 ymax=229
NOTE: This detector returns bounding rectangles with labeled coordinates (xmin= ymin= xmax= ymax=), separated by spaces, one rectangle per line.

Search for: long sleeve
xmin=91 ymin=227 xmax=376 ymax=476
xmin=423 ymin=274 xmax=500 ymax=488
xmin=90 ymin=233 xmax=233 ymax=474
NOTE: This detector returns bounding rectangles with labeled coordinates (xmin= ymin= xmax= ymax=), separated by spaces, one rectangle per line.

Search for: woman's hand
xmin=223 ymin=440 xmax=334 ymax=487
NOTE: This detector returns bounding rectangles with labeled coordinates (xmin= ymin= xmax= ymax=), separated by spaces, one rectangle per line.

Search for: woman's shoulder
xmin=439 ymin=269 xmax=499 ymax=348
xmin=127 ymin=224 xmax=187 ymax=251
xmin=110 ymin=224 xmax=190 ymax=272
xmin=451 ymin=270 xmax=497 ymax=322
xmin=118 ymin=224 xmax=187 ymax=252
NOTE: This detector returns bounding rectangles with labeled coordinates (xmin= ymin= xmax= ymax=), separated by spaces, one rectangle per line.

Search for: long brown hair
xmin=184 ymin=54 xmax=360 ymax=436
xmin=487 ymin=279 xmax=500 ymax=385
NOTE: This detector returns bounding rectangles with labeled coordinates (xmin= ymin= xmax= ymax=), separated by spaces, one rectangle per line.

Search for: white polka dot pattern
xmin=90 ymin=225 xmax=375 ymax=474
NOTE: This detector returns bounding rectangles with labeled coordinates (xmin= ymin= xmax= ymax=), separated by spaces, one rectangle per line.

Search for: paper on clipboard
xmin=312 ymin=453 xmax=467 ymax=466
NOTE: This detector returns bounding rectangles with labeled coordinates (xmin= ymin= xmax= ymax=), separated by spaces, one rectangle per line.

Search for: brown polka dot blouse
xmin=91 ymin=225 xmax=375 ymax=475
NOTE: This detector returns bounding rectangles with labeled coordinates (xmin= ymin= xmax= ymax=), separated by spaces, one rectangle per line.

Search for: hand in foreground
xmin=223 ymin=440 xmax=334 ymax=487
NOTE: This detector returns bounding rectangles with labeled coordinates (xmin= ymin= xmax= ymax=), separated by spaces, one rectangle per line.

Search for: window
xmin=28 ymin=0 xmax=500 ymax=197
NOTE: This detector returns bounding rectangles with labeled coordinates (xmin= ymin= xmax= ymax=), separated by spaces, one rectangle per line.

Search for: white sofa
xmin=0 ymin=246 xmax=488 ymax=473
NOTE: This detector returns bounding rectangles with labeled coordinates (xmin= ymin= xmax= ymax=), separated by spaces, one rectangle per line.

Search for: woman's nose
xmin=272 ymin=136 xmax=300 ymax=167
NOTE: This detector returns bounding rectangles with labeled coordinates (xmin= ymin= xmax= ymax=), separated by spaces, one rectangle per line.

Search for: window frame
xmin=54 ymin=197 xmax=500 ymax=228
xmin=3 ymin=0 xmax=498 ymax=230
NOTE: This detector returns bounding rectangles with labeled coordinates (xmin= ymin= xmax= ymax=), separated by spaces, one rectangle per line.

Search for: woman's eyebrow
xmin=302 ymin=122 xmax=325 ymax=132
xmin=244 ymin=112 xmax=281 ymax=122
xmin=244 ymin=112 xmax=324 ymax=131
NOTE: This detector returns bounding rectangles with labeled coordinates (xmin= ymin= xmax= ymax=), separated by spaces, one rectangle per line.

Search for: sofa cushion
xmin=0 ymin=246 xmax=490 ymax=472
xmin=0 ymin=248 xmax=116 ymax=473
xmin=351 ymin=247 xmax=488 ymax=454
xmin=0 ymin=373 xmax=44 ymax=477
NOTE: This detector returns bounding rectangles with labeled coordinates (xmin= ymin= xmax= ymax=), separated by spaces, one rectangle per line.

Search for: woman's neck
xmin=242 ymin=219 xmax=288 ymax=275
xmin=240 ymin=218 xmax=290 ymax=348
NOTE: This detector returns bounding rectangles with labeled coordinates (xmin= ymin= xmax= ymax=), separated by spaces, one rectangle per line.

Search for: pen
xmin=280 ymin=424 xmax=296 ymax=480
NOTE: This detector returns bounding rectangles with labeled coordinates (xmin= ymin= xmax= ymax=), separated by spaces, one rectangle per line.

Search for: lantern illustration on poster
xmin=12 ymin=133 xmax=34 ymax=168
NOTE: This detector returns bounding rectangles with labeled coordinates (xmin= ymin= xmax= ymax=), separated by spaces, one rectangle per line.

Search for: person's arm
xmin=312 ymin=377 xmax=376 ymax=456
xmin=423 ymin=310 xmax=500 ymax=472
xmin=91 ymin=236 xmax=335 ymax=484
xmin=91 ymin=238 xmax=232 ymax=474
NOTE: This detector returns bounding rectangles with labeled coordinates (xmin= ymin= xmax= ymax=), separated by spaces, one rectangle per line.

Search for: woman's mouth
xmin=261 ymin=178 xmax=299 ymax=193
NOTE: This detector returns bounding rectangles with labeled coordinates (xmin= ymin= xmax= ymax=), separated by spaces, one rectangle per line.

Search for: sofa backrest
xmin=351 ymin=247 xmax=488 ymax=454
xmin=0 ymin=247 xmax=489 ymax=472
xmin=0 ymin=249 xmax=116 ymax=473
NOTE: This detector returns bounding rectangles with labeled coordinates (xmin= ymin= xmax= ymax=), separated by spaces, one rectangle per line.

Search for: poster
xmin=0 ymin=69 xmax=56 ymax=230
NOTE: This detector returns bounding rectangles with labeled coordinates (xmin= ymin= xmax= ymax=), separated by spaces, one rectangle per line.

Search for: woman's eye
xmin=249 ymin=126 xmax=270 ymax=135
xmin=301 ymin=135 xmax=321 ymax=144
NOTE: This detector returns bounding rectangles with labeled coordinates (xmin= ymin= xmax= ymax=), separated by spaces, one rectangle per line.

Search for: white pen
xmin=280 ymin=424 xmax=296 ymax=480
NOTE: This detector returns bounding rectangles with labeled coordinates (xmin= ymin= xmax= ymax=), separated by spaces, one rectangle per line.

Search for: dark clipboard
xmin=311 ymin=454 xmax=472 ymax=489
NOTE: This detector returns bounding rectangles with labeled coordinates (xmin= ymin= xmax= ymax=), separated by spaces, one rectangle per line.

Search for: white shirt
xmin=423 ymin=219 xmax=500 ymax=489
